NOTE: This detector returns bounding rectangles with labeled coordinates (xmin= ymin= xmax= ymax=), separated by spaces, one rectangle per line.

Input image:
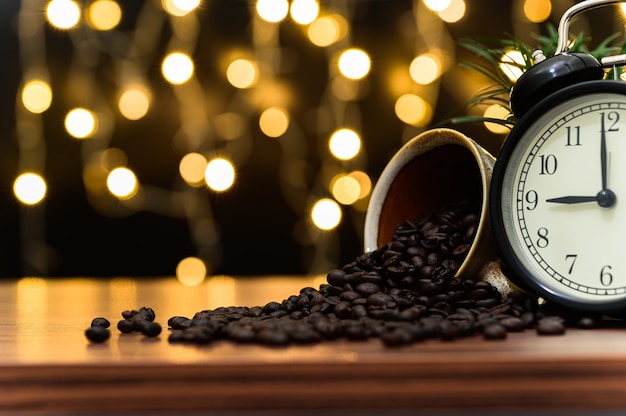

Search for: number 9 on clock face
xmin=490 ymin=80 xmax=626 ymax=312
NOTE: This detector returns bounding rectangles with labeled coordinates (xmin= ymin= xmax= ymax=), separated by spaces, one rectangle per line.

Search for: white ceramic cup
xmin=364 ymin=128 xmax=499 ymax=279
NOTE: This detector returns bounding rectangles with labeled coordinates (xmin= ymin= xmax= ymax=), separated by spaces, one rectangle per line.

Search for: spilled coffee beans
xmin=86 ymin=202 xmax=602 ymax=346
xmin=161 ymin=202 xmax=577 ymax=346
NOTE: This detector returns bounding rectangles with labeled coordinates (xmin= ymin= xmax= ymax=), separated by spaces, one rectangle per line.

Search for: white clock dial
xmin=500 ymin=93 xmax=626 ymax=306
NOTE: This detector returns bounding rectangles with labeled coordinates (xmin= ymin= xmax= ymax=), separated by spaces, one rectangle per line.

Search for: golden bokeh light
xmin=438 ymin=0 xmax=466 ymax=23
xmin=409 ymin=54 xmax=441 ymax=85
xmin=331 ymin=175 xmax=361 ymax=205
xmin=483 ymin=104 xmax=511 ymax=134
xmin=46 ymin=0 xmax=81 ymax=29
xmin=22 ymin=80 xmax=52 ymax=114
xmin=499 ymin=50 xmax=525 ymax=82
xmin=205 ymin=158 xmax=235 ymax=192
xmin=226 ymin=59 xmax=259 ymax=89
xmin=311 ymin=198 xmax=342 ymax=230
xmin=259 ymin=106 xmax=290 ymax=137
xmin=290 ymin=0 xmax=319 ymax=25
xmin=176 ymin=256 xmax=207 ymax=286
xmin=348 ymin=170 xmax=372 ymax=199
xmin=395 ymin=94 xmax=432 ymax=126
xmin=118 ymin=86 xmax=151 ymax=120
xmin=87 ymin=0 xmax=122 ymax=31
xmin=65 ymin=108 xmax=98 ymax=139
xmin=107 ymin=167 xmax=138 ymax=199
xmin=14 ymin=173 xmax=47 ymax=205
xmin=179 ymin=152 xmax=207 ymax=186
xmin=162 ymin=0 xmax=201 ymax=16
xmin=162 ymin=52 xmax=195 ymax=85
xmin=338 ymin=48 xmax=371 ymax=80
xmin=307 ymin=14 xmax=347 ymax=47
xmin=328 ymin=128 xmax=361 ymax=160
xmin=523 ymin=0 xmax=551 ymax=23
xmin=256 ymin=0 xmax=289 ymax=23
xmin=423 ymin=0 xmax=452 ymax=13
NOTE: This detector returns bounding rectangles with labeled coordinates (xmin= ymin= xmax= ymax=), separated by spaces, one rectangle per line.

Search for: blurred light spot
xmin=423 ymin=0 xmax=451 ymax=12
xmin=331 ymin=175 xmax=361 ymax=205
xmin=438 ymin=0 xmax=465 ymax=22
xmin=162 ymin=52 xmax=194 ymax=85
xmin=290 ymin=0 xmax=319 ymax=24
xmin=349 ymin=170 xmax=372 ymax=199
xmin=483 ymin=104 xmax=511 ymax=134
xmin=163 ymin=0 xmax=200 ymax=16
xmin=500 ymin=50 xmax=525 ymax=82
xmin=338 ymin=49 xmax=371 ymax=80
xmin=395 ymin=94 xmax=432 ymax=126
xmin=107 ymin=167 xmax=138 ymax=199
xmin=226 ymin=59 xmax=259 ymax=89
xmin=100 ymin=148 xmax=128 ymax=171
xmin=46 ymin=0 xmax=80 ymax=29
xmin=311 ymin=198 xmax=342 ymax=230
xmin=22 ymin=80 xmax=52 ymax=114
xmin=409 ymin=54 xmax=441 ymax=85
xmin=259 ymin=106 xmax=289 ymax=137
xmin=256 ymin=0 xmax=289 ymax=23
xmin=65 ymin=108 xmax=97 ymax=139
xmin=329 ymin=128 xmax=361 ymax=160
xmin=179 ymin=152 xmax=207 ymax=186
xmin=523 ymin=0 xmax=551 ymax=23
xmin=14 ymin=173 xmax=47 ymax=205
xmin=310 ymin=14 xmax=348 ymax=47
xmin=176 ymin=257 xmax=207 ymax=286
xmin=214 ymin=112 xmax=244 ymax=140
xmin=622 ymin=4 xmax=626 ymax=17
xmin=87 ymin=0 xmax=122 ymax=30
xmin=118 ymin=86 xmax=151 ymax=120
xmin=205 ymin=158 xmax=235 ymax=192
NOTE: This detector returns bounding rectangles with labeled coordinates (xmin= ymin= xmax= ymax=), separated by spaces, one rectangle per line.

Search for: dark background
xmin=0 ymin=0 xmax=622 ymax=278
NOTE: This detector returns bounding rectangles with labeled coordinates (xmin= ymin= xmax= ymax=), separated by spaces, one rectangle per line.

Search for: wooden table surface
xmin=2 ymin=275 xmax=626 ymax=415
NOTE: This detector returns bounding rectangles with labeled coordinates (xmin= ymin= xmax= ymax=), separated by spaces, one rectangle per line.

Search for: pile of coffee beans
xmin=86 ymin=202 xmax=602 ymax=345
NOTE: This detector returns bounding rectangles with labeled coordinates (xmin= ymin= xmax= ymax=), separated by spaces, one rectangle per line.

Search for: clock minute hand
xmin=601 ymin=113 xmax=608 ymax=190
xmin=546 ymin=195 xmax=598 ymax=204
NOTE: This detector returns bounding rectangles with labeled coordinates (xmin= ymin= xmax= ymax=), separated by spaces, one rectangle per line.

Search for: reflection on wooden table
xmin=2 ymin=276 xmax=626 ymax=414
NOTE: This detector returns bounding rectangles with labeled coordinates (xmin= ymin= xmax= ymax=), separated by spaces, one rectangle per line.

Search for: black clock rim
xmin=489 ymin=79 xmax=626 ymax=313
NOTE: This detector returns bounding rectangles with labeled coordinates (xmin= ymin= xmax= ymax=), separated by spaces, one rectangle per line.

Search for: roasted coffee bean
xmin=499 ymin=316 xmax=526 ymax=332
xmin=91 ymin=317 xmax=110 ymax=328
xmin=483 ymin=323 xmax=507 ymax=340
xmin=355 ymin=282 xmax=381 ymax=296
xmin=141 ymin=322 xmax=162 ymax=337
xmin=536 ymin=317 xmax=566 ymax=335
xmin=382 ymin=327 xmax=414 ymax=346
xmin=577 ymin=316 xmax=601 ymax=329
xmin=117 ymin=319 xmax=135 ymax=333
xmin=85 ymin=326 xmax=110 ymax=343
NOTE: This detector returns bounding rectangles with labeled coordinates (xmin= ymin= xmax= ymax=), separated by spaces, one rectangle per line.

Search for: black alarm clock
xmin=490 ymin=0 xmax=626 ymax=312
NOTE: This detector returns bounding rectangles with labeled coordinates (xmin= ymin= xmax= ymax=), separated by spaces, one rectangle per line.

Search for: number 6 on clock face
xmin=491 ymin=81 xmax=626 ymax=312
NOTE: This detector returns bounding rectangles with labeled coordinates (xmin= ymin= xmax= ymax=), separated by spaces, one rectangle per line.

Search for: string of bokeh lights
xmin=15 ymin=0 xmax=581 ymax=284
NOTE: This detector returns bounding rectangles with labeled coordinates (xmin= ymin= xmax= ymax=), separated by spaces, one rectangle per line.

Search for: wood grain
xmin=2 ymin=276 xmax=626 ymax=414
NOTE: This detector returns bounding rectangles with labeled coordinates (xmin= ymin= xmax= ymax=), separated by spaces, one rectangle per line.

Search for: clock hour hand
xmin=546 ymin=189 xmax=616 ymax=207
xmin=546 ymin=195 xmax=597 ymax=204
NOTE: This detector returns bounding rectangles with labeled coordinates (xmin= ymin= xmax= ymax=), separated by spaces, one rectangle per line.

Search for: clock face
xmin=494 ymin=82 xmax=626 ymax=310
